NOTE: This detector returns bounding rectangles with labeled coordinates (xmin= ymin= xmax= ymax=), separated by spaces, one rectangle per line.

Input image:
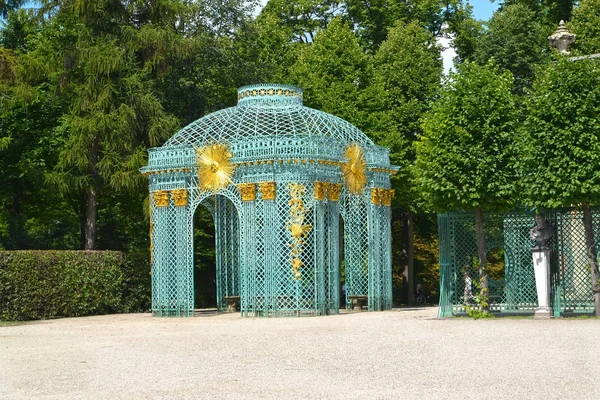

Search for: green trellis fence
xmin=438 ymin=209 xmax=598 ymax=317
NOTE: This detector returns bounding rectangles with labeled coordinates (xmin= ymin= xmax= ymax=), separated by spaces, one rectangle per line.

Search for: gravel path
xmin=1 ymin=307 xmax=599 ymax=400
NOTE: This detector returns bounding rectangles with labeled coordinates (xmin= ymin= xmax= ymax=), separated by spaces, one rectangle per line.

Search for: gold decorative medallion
xmin=259 ymin=182 xmax=276 ymax=201
xmin=314 ymin=181 xmax=327 ymax=201
xmin=341 ymin=143 xmax=367 ymax=195
xmin=172 ymin=189 xmax=188 ymax=207
xmin=196 ymin=143 xmax=235 ymax=192
xmin=153 ymin=190 xmax=169 ymax=207
xmin=237 ymin=183 xmax=256 ymax=201
xmin=327 ymin=183 xmax=343 ymax=202
xmin=287 ymin=183 xmax=312 ymax=280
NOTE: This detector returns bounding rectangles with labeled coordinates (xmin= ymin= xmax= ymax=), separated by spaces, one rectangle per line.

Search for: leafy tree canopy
xmin=416 ymin=61 xmax=519 ymax=212
xmin=473 ymin=4 xmax=551 ymax=94
xmin=570 ymin=0 xmax=600 ymax=55
xmin=518 ymin=56 xmax=600 ymax=208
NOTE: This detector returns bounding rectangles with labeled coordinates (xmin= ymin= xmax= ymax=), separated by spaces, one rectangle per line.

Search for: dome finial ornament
xmin=549 ymin=20 xmax=575 ymax=54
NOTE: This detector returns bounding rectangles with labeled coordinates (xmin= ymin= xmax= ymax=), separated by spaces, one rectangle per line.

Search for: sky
xmin=472 ymin=1 xmax=501 ymax=21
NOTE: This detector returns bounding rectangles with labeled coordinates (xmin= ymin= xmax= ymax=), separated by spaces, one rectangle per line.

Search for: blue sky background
xmin=472 ymin=1 xmax=501 ymax=21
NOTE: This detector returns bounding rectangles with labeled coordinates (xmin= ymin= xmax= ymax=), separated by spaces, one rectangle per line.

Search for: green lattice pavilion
xmin=141 ymin=84 xmax=398 ymax=317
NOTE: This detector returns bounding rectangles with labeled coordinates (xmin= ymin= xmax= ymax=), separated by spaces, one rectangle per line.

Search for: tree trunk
xmin=474 ymin=207 xmax=489 ymax=313
xmin=402 ymin=212 xmax=414 ymax=305
xmin=407 ymin=212 xmax=414 ymax=306
xmin=581 ymin=203 xmax=600 ymax=317
xmin=84 ymin=139 xmax=99 ymax=250
xmin=84 ymin=187 xmax=97 ymax=250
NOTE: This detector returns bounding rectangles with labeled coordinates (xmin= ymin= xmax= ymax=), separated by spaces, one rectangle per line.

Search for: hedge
xmin=0 ymin=251 xmax=150 ymax=321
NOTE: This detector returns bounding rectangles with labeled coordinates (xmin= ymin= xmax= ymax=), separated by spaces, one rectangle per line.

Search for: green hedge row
xmin=0 ymin=251 xmax=150 ymax=321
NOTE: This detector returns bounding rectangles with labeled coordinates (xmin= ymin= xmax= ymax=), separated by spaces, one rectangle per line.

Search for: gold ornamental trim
xmin=314 ymin=181 xmax=327 ymax=201
xmin=237 ymin=183 xmax=256 ymax=202
xmin=341 ymin=143 xmax=367 ymax=195
xmin=371 ymin=188 xmax=384 ymax=205
xmin=259 ymin=182 xmax=276 ymax=201
xmin=153 ymin=190 xmax=170 ymax=207
xmin=327 ymin=183 xmax=343 ymax=202
xmin=196 ymin=143 xmax=235 ymax=192
xmin=287 ymin=183 xmax=312 ymax=281
xmin=381 ymin=189 xmax=395 ymax=207
xmin=172 ymin=189 xmax=188 ymax=207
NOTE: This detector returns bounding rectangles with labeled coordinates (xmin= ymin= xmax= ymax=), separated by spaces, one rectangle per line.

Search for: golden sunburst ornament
xmin=196 ymin=143 xmax=235 ymax=192
xmin=342 ymin=143 xmax=367 ymax=195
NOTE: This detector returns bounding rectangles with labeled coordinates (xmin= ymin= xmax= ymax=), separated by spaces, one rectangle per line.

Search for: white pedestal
xmin=532 ymin=249 xmax=552 ymax=318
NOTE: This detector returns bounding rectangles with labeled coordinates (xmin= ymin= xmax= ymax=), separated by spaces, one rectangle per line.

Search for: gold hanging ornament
xmin=341 ymin=143 xmax=367 ymax=195
xmin=196 ymin=143 xmax=235 ymax=192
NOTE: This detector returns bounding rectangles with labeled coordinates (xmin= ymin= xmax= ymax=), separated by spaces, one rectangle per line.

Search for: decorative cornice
xmin=237 ymin=183 xmax=256 ymax=202
xmin=381 ymin=189 xmax=395 ymax=207
xmin=259 ymin=182 xmax=276 ymax=201
xmin=172 ymin=189 xmax=188 ymax=207
xmin=153 ymin=190 xmax=170 ymax=207
xmin=327 ymin=183 xmax=343 ymax=202
xmin=314 ymin=181 xmax=327 ymax=201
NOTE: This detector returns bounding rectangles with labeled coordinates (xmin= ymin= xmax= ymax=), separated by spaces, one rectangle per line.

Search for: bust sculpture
xmin=530 ymin=214 xmax=554 ymax=250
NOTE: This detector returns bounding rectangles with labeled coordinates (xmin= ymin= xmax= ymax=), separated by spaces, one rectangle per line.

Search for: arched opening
xmin=193 ymin=195 xmax=240 ymax=312
xmin=193 ymin=205 xmax=216 ymax=308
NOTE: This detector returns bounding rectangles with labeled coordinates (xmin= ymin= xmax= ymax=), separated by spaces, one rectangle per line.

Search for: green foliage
xmin=570 ymin=0 xmax=600 ymax=55
xmin=518 ymin=57 xmax=600 ymax=208
xmin=448 ymin=4 xmax=483 ymax=64
xmin=370 ymin=21 xmax=442 ymax=208
xmin=474 ymin=4 xmax=551 ymax=94
xmin=0 ymin=250 xmax=150 ymax=320
xmin=0 ymin=251 xmax=122 ymax=320
xmin=495 ymin=0 xmax=576 ymax=25
xmin=416 ymin=61 xmax=519 ymax=213
xmin=345 ymin=0 xmax=465 ymax=49
xmin=290 ymin=17 xmax=372 ymax=127
xmin=464 ymin=276 xmax=494 ymax=319
xmin=260 ymin=0 xmax=341 ymax=44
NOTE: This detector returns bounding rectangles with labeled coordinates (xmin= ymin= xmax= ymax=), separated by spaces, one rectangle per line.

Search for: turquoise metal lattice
xmin=141 ymin=84 xmax=398 ymax=317
xmin=438 ymin=209 xmax=598 ymax=317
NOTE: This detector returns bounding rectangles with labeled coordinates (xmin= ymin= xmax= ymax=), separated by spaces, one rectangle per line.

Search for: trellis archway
xmin=142 ymin=84 xmax=398 ymax=317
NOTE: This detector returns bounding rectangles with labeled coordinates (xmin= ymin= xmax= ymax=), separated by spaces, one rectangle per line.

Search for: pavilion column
xmin=367 ymin=188 xmax=383 ymax=311
xmin=238 ymin=183 xmax=257 ymax=316
xmin=313 ymin=182 xmax=327 ymax=315
xmin=259 ymin=182 xmax=277 ymax=313
xmin=326 ymin=183 xmax=341 ymax=313
xmin=381 ymin=189 xmax=394 ymax=310
xmin=151 ymin=189 xmax=182 ymax=316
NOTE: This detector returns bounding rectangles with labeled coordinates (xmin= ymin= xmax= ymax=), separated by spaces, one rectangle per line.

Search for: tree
xmin=371 ymin=20 xmax=442 ymax=303
xmin=34 ymin=1 xmax=181 ymax=249
xmin=0 ymin=0 xmax=24 ymax=18
xmin=473 ymin=4 xmax=551 ymax=94
xmin=494 ymin=1 xmax=576 ymax=25
xmin=289 ymin=17 xmax=372 ymax=127
xmin=345 ymin=0 xmax=467 ymax=50
xmin=570 ymin=0 xmax=600 ymax=55
xmin=518 ymin=56 xmax=600 ymax=315
xmin=416 ymin=62 xmax=519 ymax=312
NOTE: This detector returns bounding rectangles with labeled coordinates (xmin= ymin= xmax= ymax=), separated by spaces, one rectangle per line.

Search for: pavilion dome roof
xmin=163 ymin=84 xmax=375 ymax=149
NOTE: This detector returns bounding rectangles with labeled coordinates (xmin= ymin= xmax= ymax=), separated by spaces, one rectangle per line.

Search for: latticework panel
xmin=438 ymin=208 xmax=600 ymax=317
xmin=343 ymin=194 xmax=369 ymax=307
xmin=554 ymin=210 xmax=596 ymax=313
xmin=502 ymin=212 xmax=537 ymax=311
